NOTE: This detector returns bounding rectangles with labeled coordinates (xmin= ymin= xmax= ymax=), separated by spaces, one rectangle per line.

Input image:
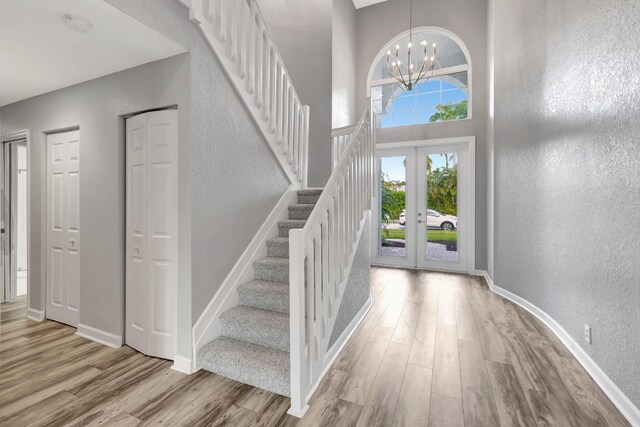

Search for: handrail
xmin=184 ymin=0 xmax=310 ymax=188
xmin=289 ymin=110 xmax=373 ymax=416
xmin=331 ymin=123 xmax=358 ymax=169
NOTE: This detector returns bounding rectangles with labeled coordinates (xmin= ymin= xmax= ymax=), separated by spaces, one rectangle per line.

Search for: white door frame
xmin=372 ymin=136 xmax=476 ymax=274
xmin=0 ymin=129 xmax=30 ymax=308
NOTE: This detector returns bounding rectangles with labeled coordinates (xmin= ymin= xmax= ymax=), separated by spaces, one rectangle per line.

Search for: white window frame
xmin=367 ymin=26 xmax=473 ymax=121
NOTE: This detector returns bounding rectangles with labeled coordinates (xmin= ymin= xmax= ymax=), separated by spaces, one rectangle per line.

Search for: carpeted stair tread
xmin=278 ymin=220 xmax=306 ymax=237
xmin=198 ymin=337 xmax=290 ymax=397
xmin=237 ymin=279 xmax=289 ymax=313
xmin=297 ymin=188 xmax=323 ymax=204
xmin=220 ymin=306 xmax=289 ymax=351
xmin=253 ymin=257 xmax=289 ymax=283
xmin=266 ymin=237 xmax=290 ymax=258
xmin=288 ymin=204 xmax=315 ymax=220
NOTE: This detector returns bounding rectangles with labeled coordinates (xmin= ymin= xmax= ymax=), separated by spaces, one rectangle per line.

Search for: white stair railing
xmin=182 ymin=0 xmax=309 ymax=188
xmin=331 ymin=123 xmax=357 ymax=170
xmin=288 ymin=110 xmax=373 ymax=417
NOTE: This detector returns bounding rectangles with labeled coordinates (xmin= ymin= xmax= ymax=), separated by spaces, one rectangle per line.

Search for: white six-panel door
xmin=46 ymin=130 xmax=81 ymax=327
xmin=126 ymin=110 xmax=178 ymax=360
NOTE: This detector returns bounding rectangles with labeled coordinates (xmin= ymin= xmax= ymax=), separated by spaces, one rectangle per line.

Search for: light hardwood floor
xmin=0 ymin=268 xmax=630 ymax=426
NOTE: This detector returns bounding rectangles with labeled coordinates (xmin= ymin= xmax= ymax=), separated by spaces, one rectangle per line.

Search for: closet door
xmin=126 ymin=110 xmax=178 ymax=360
xmin=46 ymin=130 xmax=80 ymax=327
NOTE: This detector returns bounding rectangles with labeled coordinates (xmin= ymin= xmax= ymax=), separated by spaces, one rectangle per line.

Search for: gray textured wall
xmin=492 ymin=0 xmax=640 ymax=407
xmin=105 ymin=0 xmax=291 ymax=329
xmin=257 ymin=0 xmax=333 ymax=187
xmin=355 ymin=0 xmax=489 ymax=270
xmin=0 ymin=55 xmax=191 ymax=349
xmin=329 ymin=212 xmax=371 ymax=347
xmin=332 ymin=0 xmax=358 ymax=128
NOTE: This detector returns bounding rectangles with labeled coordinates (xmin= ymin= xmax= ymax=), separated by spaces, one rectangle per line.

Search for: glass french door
xmin=373 ymin=143 xmax=471 ymax=273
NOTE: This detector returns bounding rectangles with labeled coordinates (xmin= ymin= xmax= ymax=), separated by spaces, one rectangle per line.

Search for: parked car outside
xmin=398 ymin=209 xmax=457 ymax=230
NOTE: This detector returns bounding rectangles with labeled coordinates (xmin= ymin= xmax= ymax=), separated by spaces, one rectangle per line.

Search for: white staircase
xmin=179 ymin=0 xmax=374 ymax=417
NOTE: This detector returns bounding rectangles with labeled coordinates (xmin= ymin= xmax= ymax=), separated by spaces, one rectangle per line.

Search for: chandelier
xmin=386 ymin=0 xmax=438 ymax=91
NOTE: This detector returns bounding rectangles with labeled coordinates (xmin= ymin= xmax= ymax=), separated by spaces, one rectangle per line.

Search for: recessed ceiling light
xmin=63 ymin=14 xmax=93 ymax=33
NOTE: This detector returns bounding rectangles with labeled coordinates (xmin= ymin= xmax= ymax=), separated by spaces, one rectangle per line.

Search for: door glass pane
xmin=378 ymin=156 xmax=406 ymax=257
xmin=425 ymin=152 xmax=459 ymax=262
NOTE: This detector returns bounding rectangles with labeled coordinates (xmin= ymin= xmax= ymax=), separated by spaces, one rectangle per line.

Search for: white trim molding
xmin=192 ymin=186 xmax=297 ymax=367
xmin=75 ymin=324 xmax=123 ymax=349
xmin=476 ymin=270 xmax=640 ymax=426
xmin=27 ymin=307 xmax=45 ymax=322
xmin=172 ymin=356 xmax=195 ymax=375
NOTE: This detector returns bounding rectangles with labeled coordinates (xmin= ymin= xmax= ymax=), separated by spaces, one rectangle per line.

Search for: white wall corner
xmin=75 ymin=323 xmax=123 ymax=349
xmin=172 ymin=355 xmax=195 ymax=374
xmin=475 ymin=270 xmax=640 ymax=427
xmin=27 ymin=307 xmax=45 ymax=322
xmin=192 ymin=187 xmax=297 ymax=365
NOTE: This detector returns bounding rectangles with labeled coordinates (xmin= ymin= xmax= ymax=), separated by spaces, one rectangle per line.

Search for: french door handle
xmin=418 ymin=219 xmax=424 ymax=224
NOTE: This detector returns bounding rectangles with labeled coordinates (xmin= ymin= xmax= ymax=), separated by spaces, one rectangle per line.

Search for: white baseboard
xmin=171 ymin=355 xmax=195 ymax=374
xmin=476 ymin=270 xmax=640 ymax=426
xmin=27 ymin=307 xmax=45 ymax=322
xmin=192 ymin=186 xmax=297 ymax=367
xmin=75 ymin=323 xmax=123 ymax=349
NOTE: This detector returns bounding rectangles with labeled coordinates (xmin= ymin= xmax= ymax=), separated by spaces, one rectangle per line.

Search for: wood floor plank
xmin=431 ymin=323 xmax=461 ymax=399
xmin=175 ymin=381 xmax=254 ymax=427
xmin=143 ymin=374 xmax=235 ymax=426
xmin=0 ymin=269 xmax=629 ymax=427
xmin=307 ymin=398 xmax=362 ymax=427
xmin=338 ymin=325 xmax=394 ymax=405
xmin=355 ymin=342 xmax=410 ymax=427
xmin=458 ymin=339 xmax=500 ymax=426
xmin=428 ymin=393 xmax=464 ymax=427
xmin=390 ymin=300 xmax=421 ymax=346
xmin=97 ymin=411 xmax=142 ymax=427
xmin=523 ymin=388 xmax=584 ymax=427
xmin=407 ymin=293 xmax=438 ymax=368
xmin=298 ymin=369 xmax=349 ymax=427
xmin=452 ymin=278 xmax=479 ymax=343
xmin=473 ymin=308 xmax=510 ymax=364
xmin=0 ymin=391 xmax=77 ymax=426
xmin=236 ymin=385 xmax=279 ymax=413
xmin=485 ymin=360 xmax=537 ymax=426
xmin=244 ymin=393 xmax=293 ymax=427
xmin=437 ymin=278 xmax=456 ymax=326
xmin=0 ymin=365 xmax=101 ymax=420
xmin=392 ymin=363 xmax=432 ymax=427
xmin=28 ymin=358 xmax=168 ymax=427
xmin=208 ymin=405 xmax=256 ymax=427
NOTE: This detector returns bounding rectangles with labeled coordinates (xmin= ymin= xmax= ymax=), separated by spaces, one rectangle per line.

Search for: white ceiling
xmin=0 ymin=0 xmax=186 ymax=107
xmin=352 ymin=0 xmax=388 ymax=9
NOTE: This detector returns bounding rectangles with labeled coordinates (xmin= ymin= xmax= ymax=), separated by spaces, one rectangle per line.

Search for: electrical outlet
xmin=584 ymin=324 xmax=592 ymax=344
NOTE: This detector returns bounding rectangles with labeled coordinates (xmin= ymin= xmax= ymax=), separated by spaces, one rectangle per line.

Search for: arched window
xmin=367 ymin=27 xmax=471 ymax=128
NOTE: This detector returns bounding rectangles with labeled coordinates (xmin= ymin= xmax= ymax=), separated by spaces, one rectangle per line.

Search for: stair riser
xmin=266 ymin=241 xmax=289 ymax=257
xmin=254 ymin=264 xmax=289 ymax=283
xmin=198 ymin=338 xmax=290 ymax=397
xmin=220 ymin=316 xmax=289 ymax=352
xmin=238 ymin=289 xmax=289 ymax=314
